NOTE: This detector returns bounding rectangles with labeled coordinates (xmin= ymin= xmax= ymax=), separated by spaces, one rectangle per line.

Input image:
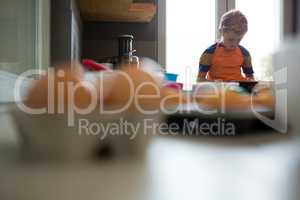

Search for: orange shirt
xmin=198 ymin=43 xmax=254 ymax=81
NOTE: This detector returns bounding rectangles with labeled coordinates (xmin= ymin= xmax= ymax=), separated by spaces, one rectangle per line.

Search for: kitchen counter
xmin=1 ymin=106 xmax=300 ymax=200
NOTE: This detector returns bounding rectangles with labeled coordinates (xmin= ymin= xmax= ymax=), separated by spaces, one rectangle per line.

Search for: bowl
xmin=164 ymin=73 xmax=178 ymax=82
xmin=11 ymin=108 xmax=161 ymax=162
xmin=164 ymin=82 xmax=184 ymax=92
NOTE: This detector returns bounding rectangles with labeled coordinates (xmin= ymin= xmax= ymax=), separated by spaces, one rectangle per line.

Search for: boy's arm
xmin=197 ymin=72 xmax=208 ymax=81
xmin=197 ymin=51 xmax=213 ymax=82
xmin=245 ymin=73 xmax=254 ymax=80
xmin=242 ymin=58 xmax=255 ymax=80
xmin=240 ymin=46 xmax=255 ymax=80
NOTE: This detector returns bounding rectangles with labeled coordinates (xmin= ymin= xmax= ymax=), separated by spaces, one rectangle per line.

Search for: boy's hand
xmin=197 ymin=72 xmax=208 ymax=82
xmin=245 ymin=75 xmax=255 ymax=81
xmin=197 ymin=78 xmax=208 ymax=82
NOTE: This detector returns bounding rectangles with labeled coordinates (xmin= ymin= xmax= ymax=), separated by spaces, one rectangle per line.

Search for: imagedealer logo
xmin=251 ymin=67 xmax=288 ymax=133
xmin=11 ymin=65 xmax=288 ymax=134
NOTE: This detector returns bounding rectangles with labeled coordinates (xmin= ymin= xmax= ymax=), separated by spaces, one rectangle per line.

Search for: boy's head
xmin=219 ymin=10 xmax=248 ymax=50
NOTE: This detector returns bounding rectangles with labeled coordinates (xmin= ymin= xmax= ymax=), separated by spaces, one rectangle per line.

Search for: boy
xmin=197 ymin=10 xmax=254 ymax=82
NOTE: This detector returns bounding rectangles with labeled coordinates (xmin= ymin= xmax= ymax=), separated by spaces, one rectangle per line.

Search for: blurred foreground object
xmin=273 ymin=36 xmax=300 ymax=134
xmin=11 ymin=63 xmax=188 ymax=162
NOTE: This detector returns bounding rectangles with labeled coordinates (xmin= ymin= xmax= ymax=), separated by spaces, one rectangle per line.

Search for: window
xmin=236 ymin=0 xmax=282 ymax=80
xmin=0 ymin=0 xmax=49 ymax=103
xmin=165 ymin=0 xmax=216 ymax=90
xmin=163 ymin=0 xmax=283 ymax=88
xmin=0 ymin=0 xmax=49 ymax=75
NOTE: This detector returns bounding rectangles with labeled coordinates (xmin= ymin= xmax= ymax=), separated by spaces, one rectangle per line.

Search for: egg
xmin=25 ymin=63 xmax=95 ymax=113
xmin=252 ymin=89 xmax=274 ymax=109
xmin=105 ymin=66 xmax=162 ymax=111
xmin=195 ymin=89 xmax=252 ymax=110
xmin=160 ymin=87 xmax=188 ymax=106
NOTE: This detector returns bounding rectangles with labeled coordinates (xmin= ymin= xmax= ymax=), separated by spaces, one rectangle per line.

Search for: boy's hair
xmin=219 ymin=10 xmax=248 ymax=35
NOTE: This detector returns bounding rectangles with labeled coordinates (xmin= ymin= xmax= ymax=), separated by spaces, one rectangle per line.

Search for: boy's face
xmin=221 ymin=31 xmax=245 ymax=50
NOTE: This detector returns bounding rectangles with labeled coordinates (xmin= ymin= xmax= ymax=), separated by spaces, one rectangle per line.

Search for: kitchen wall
xmin=82 ymin=0 xmax=158 ymax=62
xmin=51 ymin=0 xmax=82 ymax=65
xmin=283 ymin=0 xmax=298 ymax=36
xmin=296 ymin=0 xmax=300 ymax=34
xmin=0 ymin=0 xmax=36 ymax=74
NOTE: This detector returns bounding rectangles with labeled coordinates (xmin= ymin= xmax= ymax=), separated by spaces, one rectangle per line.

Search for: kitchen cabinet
xmin=78 ymin=0 xmax=156 ymax=23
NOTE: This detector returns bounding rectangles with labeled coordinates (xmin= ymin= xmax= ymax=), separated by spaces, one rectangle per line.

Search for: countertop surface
xmin=1 ymin=106 xmax=300 ymax=200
